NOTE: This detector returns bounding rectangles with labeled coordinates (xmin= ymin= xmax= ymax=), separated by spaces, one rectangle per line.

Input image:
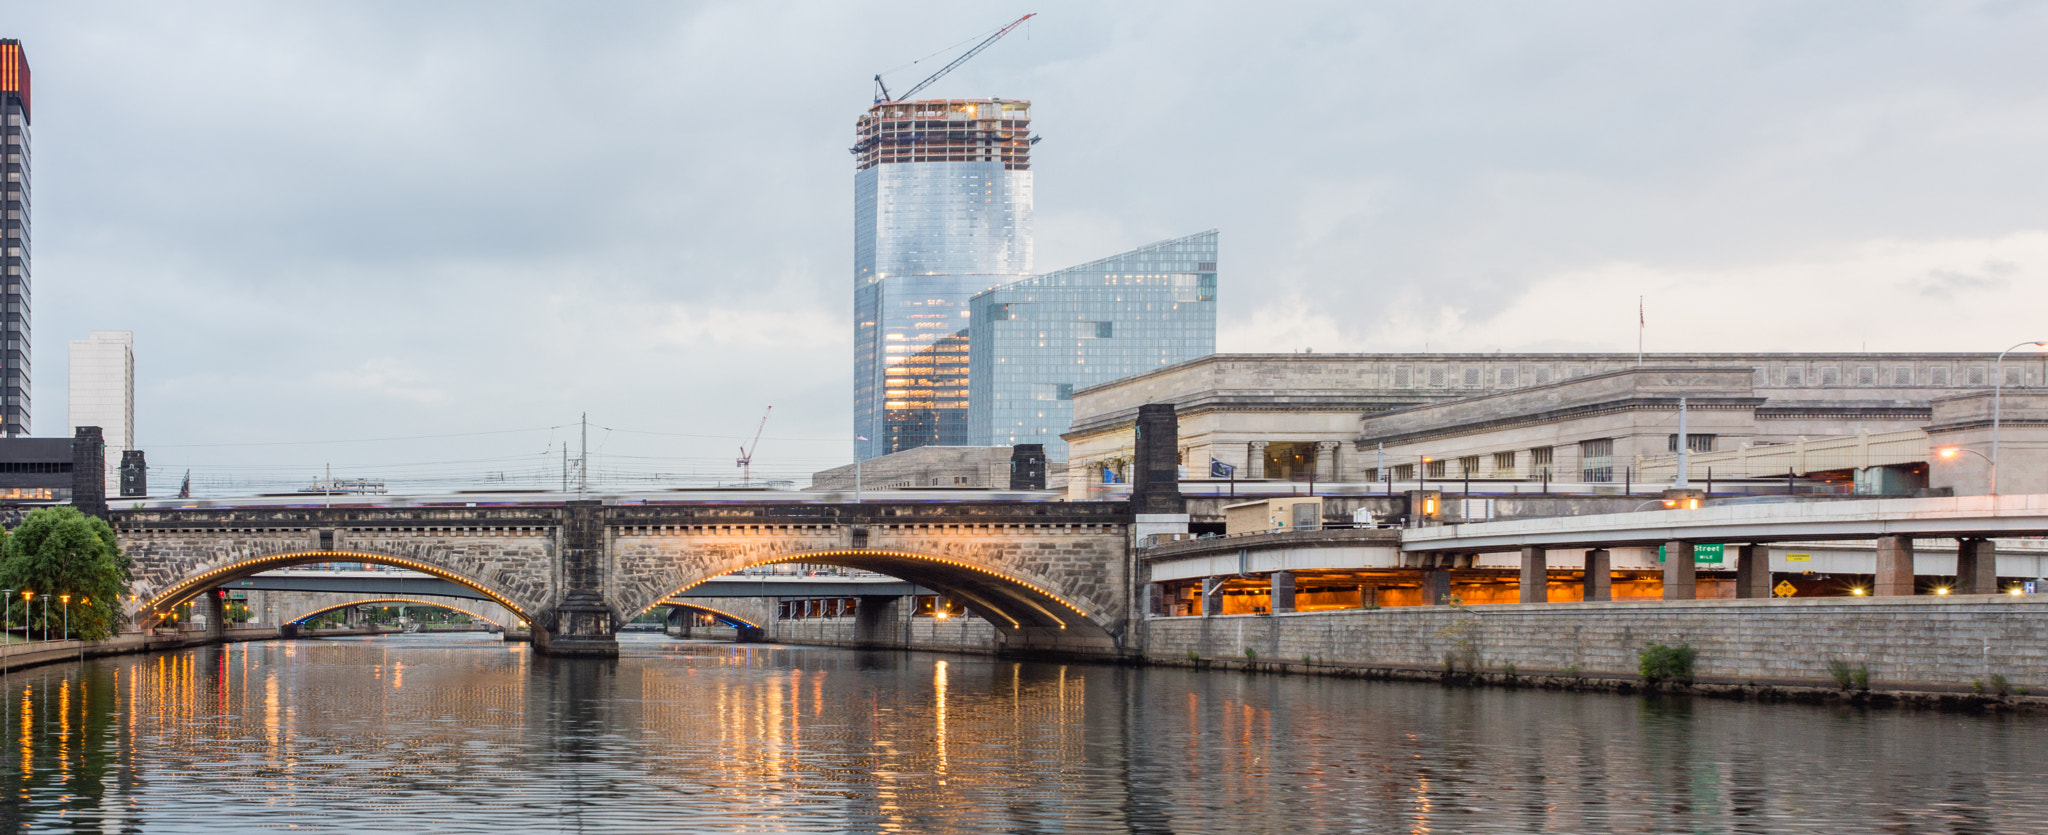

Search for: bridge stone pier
xmin=112 ymin=499 xmax=1135 ymax=658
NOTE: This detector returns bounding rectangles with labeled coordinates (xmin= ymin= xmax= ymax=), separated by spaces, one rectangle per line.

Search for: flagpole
xmin=1637 ymin=296 xmax=1645 ymax=367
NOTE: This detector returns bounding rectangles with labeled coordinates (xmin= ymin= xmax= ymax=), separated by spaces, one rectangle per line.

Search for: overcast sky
xmin=9 ymin=1 xmax=2048 ymax=491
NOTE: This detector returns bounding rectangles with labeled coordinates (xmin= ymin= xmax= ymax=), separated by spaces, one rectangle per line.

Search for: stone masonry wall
xmin=766 ymin=615 xmax=1002 ymax=654
xmin=1141 ymin=596 xmax=2048 ymax=690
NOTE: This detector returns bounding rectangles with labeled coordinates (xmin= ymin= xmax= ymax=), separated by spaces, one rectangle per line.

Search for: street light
xmin=59 ymin=594 xmax=70 ymax=641
xmin=1938 ymin=446 xmax=1995 ymax=494
xmin=1991 ymin=340 xmax=2048 ymax=495
xmin=1 ymin=589 xmax=11 ymax=645
xmin=19 ymin=590 xmax=32 ymax=641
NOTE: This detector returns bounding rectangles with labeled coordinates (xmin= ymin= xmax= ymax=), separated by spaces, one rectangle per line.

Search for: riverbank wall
xmin=0 ymin=625 xmax=402 ymax=674
xmin=1141 ymin=595 xmax=2048 ymax=694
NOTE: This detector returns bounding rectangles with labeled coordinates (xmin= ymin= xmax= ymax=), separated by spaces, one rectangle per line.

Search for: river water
xmin=2 ymin=633 xmax=2043 ymax=833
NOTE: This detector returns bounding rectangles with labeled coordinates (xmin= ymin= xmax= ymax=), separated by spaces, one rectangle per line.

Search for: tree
xmin=0 ymin=507 xmax=131 ymax=641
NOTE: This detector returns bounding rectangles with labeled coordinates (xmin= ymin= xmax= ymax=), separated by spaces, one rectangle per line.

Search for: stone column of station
xmin=1314 ymin=442 xmax=1339 ymax=482
xmin=1246 ymin=441 xmax=1268 ymax=480
xmin=1582 ymin=549 xmax=1611 ymax=602
xmin=1201 ymin=577 xmax=1226 ymax=617
xmin=1956 ymin=538 xmax=1998 ymax=595
xmin=1270 ymin=571 xmax=1296 ymax=614
xmin=203 ymin=592 xmax=226 ymax=640
xmin=1735 ymin=544 xmax=1772 ymax=599
xmin=1421 ymin=566 xmax=1452 ymax=606
xmin=1518 ymin=546 xmax=1548 ymax=603
xmin=1875 ymin=535 xmax=1917 ymax=597
xmin=1662 ymin=541 xmax=1696 ymax=601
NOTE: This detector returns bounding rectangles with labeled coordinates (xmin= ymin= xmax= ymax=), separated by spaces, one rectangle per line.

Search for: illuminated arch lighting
xmin=141 ymin=551 xmax=532 ymax=627
xmin=640 ymin=549 xmax=1089 ymax=632
xmin=284 ymin=598 xmax=508 ymax=627
xmin=654 ymin=602 xmax=762 ymax=630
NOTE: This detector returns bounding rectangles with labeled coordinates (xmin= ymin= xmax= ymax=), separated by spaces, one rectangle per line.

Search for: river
xmin=1 ymin=632 xmax=2041 ymax=833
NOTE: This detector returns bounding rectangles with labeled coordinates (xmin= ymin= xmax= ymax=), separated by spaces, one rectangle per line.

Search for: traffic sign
xmin=1773 ymin=580 xmax=1797 ymax=598
xmin=1658 ymin=543 xmax=1725 ymax=564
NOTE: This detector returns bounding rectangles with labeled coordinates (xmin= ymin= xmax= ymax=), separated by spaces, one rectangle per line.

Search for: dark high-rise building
xmin=0 ymin=40 xmax=29 ymax=436
xmin=852 ymin=98 xmax=1034 ymax=461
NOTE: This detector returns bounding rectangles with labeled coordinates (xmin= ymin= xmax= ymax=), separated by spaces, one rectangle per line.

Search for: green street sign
xmin=1658 ymin=543 xmax=1724 ymax=564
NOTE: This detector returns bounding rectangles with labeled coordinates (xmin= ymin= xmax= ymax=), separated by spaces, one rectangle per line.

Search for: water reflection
xmin=1 ymin=633 xmax=2044 ymax=833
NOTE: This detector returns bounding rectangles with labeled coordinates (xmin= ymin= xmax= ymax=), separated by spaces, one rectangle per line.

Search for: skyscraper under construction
xmin=852 ymin=97 xmax=1035 ymax=460
xmin=0 ymin=40 xmax=29 ymax=436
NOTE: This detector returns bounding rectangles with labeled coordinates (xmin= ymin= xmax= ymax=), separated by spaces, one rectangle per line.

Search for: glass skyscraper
xmin=0 ymin=40 xmax=27 ymax=435
xmin=967 ymin=230 xmax=1218 ymax=460
xmin=853 ymin=98 xmax=1034 ymax=461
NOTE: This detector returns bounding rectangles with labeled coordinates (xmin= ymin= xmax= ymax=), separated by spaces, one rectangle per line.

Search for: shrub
xmin=1562 ymin=663 xmax=1582 ymax=679
xmin=1186 ymin=650 xmax=1199 ymax=663
xmin=1243 ymin=647 xmax=1257 ymax=661
xmin=1990 ymin=674 xmax=2011 ymax=697
xmin=1639 ymin=642 xmax=1697 ymax=684
xmin=1825 ymin=658 xmax=1871 ymax=691
xmin=1972 ymin=679 xmax=1986 ymax=695
xmin=1502 ymin=663 xmax=1517 ymax=678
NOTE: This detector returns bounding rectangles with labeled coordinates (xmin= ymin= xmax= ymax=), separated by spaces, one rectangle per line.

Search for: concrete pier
xmin=1518 ymin=547 xmax=1548 ymax=603
xmin=1582 ymin=549 xmax=1611 ymax=602
xmin=1270 ymin=571 xmax=1296 ymax=614
xmin=1875 ymin=535 xmax=1916 ymax=597
xmin=1736 ymin=544 xmax=1771 ymax=599
xmin=1957 ymin=538 xmax=1997 ymax=595
xmin=1663 ymin=541 xmax=1696 ymax=601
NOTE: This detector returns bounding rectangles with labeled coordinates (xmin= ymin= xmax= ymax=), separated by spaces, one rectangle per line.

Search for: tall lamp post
xmin=1992 ymin=340 xmax=2048 ymax=495
xmin=20 ymin=590 xmax=32 ymax=642
xmin=58 ymin=594 xmax=70 ymax=641
xmin=2 ymin=589 xmax=11 ymax=645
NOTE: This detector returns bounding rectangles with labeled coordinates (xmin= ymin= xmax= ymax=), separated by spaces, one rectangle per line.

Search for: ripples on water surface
xmin=2 ymin=633 xmax=2044 ymax=833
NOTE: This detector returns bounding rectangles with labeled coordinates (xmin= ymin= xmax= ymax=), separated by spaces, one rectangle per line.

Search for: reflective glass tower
xmin=0 ymin=39 xmax=27 ymax=435
xmin=967 ymin=230 xmax=1218 ymax=459
xmin=853 ymin=98 xmax=1034 ymax=461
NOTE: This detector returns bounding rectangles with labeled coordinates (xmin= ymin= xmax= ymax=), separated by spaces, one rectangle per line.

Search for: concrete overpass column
xmin=1201 ymin=577 xmax=1225 ymax=617
xmin=853 ymin=596 xmax=902 ymax=647
xmin=1421 ymin=567 xmax=1452 ymax=606
xmin=1583 ymin=549 xmax=1611 ymax=602
xmin=1270 ymin=572 xmax=1296 ymax=614
xmin=1314 ymin=442 xmax=1339 ymax=481
xmin=1875 ymin=535 xmax=1917 ymax=597
xmin=1662 ymin=541 xmax=1696 ymax=601
xmin=1957 ymin=538 xmax=1998 ymax=595
xmin=203 ymin=592 xmax=226 ymax=640
xmin=1735 ymin=544 xmax=1771 ymax=599
xmin=1518 ymin=547 xmax=1548 ymax=604
xmin=1246 ymin=441 xmax=1268 ymax=480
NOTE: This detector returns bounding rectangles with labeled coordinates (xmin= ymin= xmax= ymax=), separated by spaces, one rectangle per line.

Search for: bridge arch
xmin=633 ymin=548 xmax=1118 ymax=651
xmin=282 ymin=597 xmax=514 ymax=629
xmin=138 ymin=550 xmax=535 ymax=629
xmin=660 ymin=602 xmax=760 ymax=630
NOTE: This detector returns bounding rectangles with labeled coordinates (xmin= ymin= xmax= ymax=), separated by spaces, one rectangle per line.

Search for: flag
xmin=1639 ymin=296 xmax=1644 ymax=326
xmin=1210 ymin=459 xmax=1236 ymax=478
xmin=855 ymin=435 xmax=868 ymax=442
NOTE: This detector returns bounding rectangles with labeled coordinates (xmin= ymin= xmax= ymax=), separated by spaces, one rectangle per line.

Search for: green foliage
xmin=1971 ymin=678 xmax=1986 ymax=695
xmin=1186 ymin=650 xmax=1199 ymax=663
xmin=224 ymin=602 xmax=252 ymax=623
xmin=1243 ymin=647 xmax=1257 ymax=661
xmin=1638 ymin=642 xmax=1697 ymax=684
xmin=1990 ymin=674 xmax=2011 ymax=697
xmin=1562 ymin=663 xmax=1582 ymax=679
xmin=0 ymin=507 xmax=130 ymax=641
xmin=1826 ymin=658 xmax=1870 ymax=691
xmin=1502 ymin=663 xmax=1516 ymax=678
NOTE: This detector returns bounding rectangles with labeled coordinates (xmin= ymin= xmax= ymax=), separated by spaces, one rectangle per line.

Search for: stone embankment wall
xmin=1142 ymin=596 xmax=2048 ymax=691
xmin=763 ymin=616 xmax=1000 ymax=654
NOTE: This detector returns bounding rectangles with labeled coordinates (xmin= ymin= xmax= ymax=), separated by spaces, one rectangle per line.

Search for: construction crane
xmin=736 ymin=406 xmax=773 ymax=487
xmin=873 ymin=13 xmax=1035 ymax=104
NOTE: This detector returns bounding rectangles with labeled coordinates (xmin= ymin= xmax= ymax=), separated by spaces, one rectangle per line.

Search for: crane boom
xmin=736 ymin=405 xmax=773 ymax=486
xmin=880 ymin=13 xmax=1035 ymax=104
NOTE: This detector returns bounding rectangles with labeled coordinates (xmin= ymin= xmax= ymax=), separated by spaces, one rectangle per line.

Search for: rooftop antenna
xmin=874 ymin=13 xmax=1036 ymax=103
xmin=737 ymin=406 xmax=774 ymax=486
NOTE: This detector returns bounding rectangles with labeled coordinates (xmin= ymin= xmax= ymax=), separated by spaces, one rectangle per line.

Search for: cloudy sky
xmin=9 ymin=1 xmax=2048 ymax=492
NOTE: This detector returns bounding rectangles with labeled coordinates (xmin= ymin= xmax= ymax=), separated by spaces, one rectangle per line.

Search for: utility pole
xmin=579 ymin=412 xmax=588 ymax=498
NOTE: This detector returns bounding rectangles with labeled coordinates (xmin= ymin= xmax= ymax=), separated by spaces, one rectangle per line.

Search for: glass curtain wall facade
xmin=0 ymin=40 xmax=27 ymax=435
xmin=853 ymin=99 xmax=1034 ymax=461
xmin=967 ymin=230 xmax=1218 ymax=460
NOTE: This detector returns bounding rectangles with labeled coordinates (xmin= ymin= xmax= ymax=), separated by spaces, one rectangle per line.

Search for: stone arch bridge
xmin=113 ymin=499 xmax=1135 ymax=656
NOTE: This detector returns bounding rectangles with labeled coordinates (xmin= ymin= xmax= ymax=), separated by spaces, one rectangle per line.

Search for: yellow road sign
xmin=1774 ymin=580 xmax=1797 ymax=598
